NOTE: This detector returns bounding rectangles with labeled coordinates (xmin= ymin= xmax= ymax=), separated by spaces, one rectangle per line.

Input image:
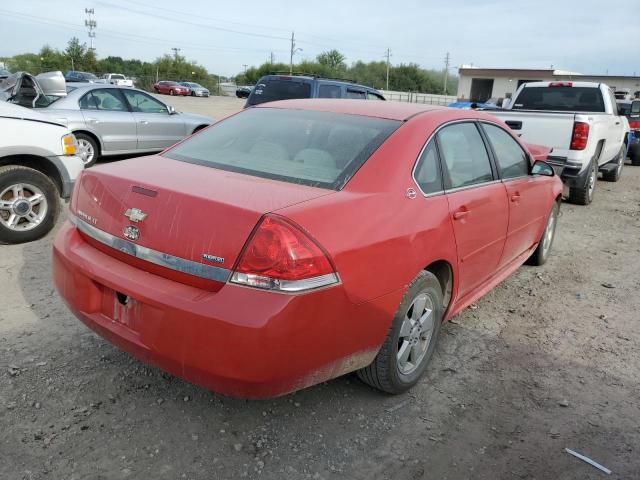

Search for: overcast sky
xmin=0 ymin=0 xmax=636 ymax=77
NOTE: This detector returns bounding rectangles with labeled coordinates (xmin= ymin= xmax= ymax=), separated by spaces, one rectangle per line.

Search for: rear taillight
xmin=570 ymin=122 xmax=589 ymax=150
xmin=549 ymin=82 xmax=573 ymax=87
xmin=629 ymin=120 xmax=640 ymax=131
xmin=230 ymin=215 xmax=339 ymax=292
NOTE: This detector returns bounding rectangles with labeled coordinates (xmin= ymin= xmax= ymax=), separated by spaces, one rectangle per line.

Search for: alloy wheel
xmin=541 ymin=206 xmax=557 ymax=257
xmin=397 ymin=293 xmax=435 ymax=375
xmin=77 ymin=138 xmax=95 ymax=165
xmin=0 ymin=183 xmax=48 ymax=232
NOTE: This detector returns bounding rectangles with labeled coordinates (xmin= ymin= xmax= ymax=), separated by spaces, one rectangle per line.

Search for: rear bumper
xmin=546 ymin=155 xmax=588 ymax=189
xmin=52 ymin=222 xmax=400 ymax=398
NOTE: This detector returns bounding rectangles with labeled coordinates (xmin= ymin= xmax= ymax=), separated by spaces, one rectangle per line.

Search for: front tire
xmin=357 ymin=270 xmax=443 ymax=394
xmin=75 ymin=133 xmax=99 ymax=168
xmin=602 ymin=147 xmax=624 ymax=182
xmin=568 ymin=159 xmax=596 ymax=205
xmin=527 ymin=201 xmax=559 ymax=266
xmin=0 ymin=166 xmax=60 ymax=244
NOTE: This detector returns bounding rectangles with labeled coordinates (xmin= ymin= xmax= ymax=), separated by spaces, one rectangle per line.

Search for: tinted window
xmin=247 ymin=79 xmax=312 ymax=106
xmin=80 ymin=89 xmax=127 ymax=111
xmin=346 ymin=89 xmax=366 ymax=99
xmin=483 ymin=123 xmax=529 ymax=179
xmin=318 ymin=84 xmax=342 ymax=98
xmin=111 ymin=74 xmax=125 ymax=80
xmin=164 ymin=108 xmax=400 ymax=190
xmin=437 ymin=123 xmax=493 ymax=189
xmin=414 ymin=141 xmax=443 ymax=194
xmin=122 ymin=89 xmax=168 ymax=114
xmin=511 ymin=86 xmax=605 ymax=112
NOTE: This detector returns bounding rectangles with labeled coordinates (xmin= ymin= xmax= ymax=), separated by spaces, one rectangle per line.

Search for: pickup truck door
xmin=78 ymin=88 xmax=137 ymax=152
xmin=480 ymin=122 xmax=550 ymax=268
xmin=437 ymin=122 xmax=509 ymax=299
xmin=121 ymin=89 xmax=187 ymax=151
xmin=604 ymin=88 xmax=624 ymax=163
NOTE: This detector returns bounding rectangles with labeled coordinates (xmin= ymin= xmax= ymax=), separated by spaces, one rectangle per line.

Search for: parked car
xmin=448 ymin=98 xmax=504 ymax=110
xmin=102 ymin=73 xmax=134 ymax=88
xmin=491 ymin=81 xmax=629 ymax=205
xmin=179 ymin=82 xmax=209 ymax=97
xmin=245 ymin=75 xmax=385 ymax=107
xmin=235 ymin=86 xmax=252 ymax=98
xmin=65 ymin=71 xmax=100 ymax=83
xmin=53 ymin=100 xmax=562 ymax=398
xmin=0 ymin=101 xmax=84 ymax=243
xmin=0 ymin=68 xmax=10 ymax=80
xmin=0 ymin=71 xmax=67 ymax=108
xmin=153 ymin=81 xmax=190 ymax=96
xmin=619 ymin=99 xmax=640 ymax=165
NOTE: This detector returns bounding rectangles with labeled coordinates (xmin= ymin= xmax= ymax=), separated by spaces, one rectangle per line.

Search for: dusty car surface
xmin=37 ymin=84 xmax=213 ymax=167
xmin=52 ymin=100 xmax=562 ymax=398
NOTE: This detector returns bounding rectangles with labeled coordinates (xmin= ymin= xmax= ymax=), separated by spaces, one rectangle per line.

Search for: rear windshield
xmin=163 ymin=108 xmax=400 ymax=190
xmin=111 ymin=74 xmax=125 ymax=80
xmin=512 ymin=86 xmax=605 ymax=112
xmin=246 ymin=79 xmax=312 ymax=106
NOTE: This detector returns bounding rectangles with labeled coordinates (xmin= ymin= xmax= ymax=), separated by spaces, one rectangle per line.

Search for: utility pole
xmin=171 ymin=47 xmax=181 ymax=61
xmin=84 ymin=8 xmax=96 ymax=52
xmin=443 ymin=52 xmax=450 ymax=95
xmin=384 ymin=48 xmax=391 ymax=90
xmin=289 ymin=31 xmax=302 ymax=75
xmin=242 ymin=64 xmax=248 ymax=73
xmin=269 ymin=52 xmax=275 ymax=64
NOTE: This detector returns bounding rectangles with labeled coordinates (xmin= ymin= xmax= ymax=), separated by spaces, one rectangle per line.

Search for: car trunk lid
xmin=72 ymin=155 xmax=334 ymax=290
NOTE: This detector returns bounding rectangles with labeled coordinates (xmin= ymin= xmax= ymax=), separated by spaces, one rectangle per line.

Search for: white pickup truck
xmin=0 ymin=101 xmax=84 ymax=244
xmin=101 ymin=73 xmax=134 ymax=87
xmin=491 ymin=81 xmax=629 ymax=205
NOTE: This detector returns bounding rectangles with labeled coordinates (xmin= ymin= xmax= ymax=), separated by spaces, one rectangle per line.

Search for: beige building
xmin=457 ymin=67 xmax=640 ymax=102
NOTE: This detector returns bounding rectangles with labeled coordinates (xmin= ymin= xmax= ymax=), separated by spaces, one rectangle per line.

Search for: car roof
xmin=255 ymin=99 xmax=453 ymax=121
xmin=258 ymin=74 xmax=379 ymax=92
xmin=520 ymin=81 xmax=602 ymax=89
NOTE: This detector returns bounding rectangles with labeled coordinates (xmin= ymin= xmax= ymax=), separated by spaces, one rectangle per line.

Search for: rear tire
xmin=0 ymin=166 xmax=60 ymax=244
xmin=602 ymin=147 xmax=624 ymax=182
xmin=630 ymin=145 xmax=640 ymax=166
xmin=357 ymin=270 xmax=443 ymax=394
xmin=568 ymin=159 xmax=596 ymax=205
xmin=527 ymin=201 xmax=559 ymax=266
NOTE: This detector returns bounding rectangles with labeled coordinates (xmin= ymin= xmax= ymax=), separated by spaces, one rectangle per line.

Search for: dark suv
xmin=245 ymin=74 xmax=385 ymax=107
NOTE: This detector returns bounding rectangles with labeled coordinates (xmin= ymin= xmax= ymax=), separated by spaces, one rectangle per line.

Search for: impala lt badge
xmin=124 ymin=208 xmax=147 ymax=223
xmin=123 ymin=225 xmax=140 ymax=241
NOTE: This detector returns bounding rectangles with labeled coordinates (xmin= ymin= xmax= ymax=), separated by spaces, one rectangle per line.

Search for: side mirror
xmin=531 ymin=160 xmax=555 ymax=177
xmin=167 ymin=105 xmax=176 ymax=115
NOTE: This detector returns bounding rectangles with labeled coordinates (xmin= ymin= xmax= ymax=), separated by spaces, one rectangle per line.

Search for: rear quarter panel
xmin=277 ymin=111 xmax=461 ymax=306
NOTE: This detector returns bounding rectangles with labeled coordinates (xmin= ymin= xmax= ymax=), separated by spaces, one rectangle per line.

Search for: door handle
xmin=87 ymin=118 xmax=100 ymax=124
xmin=138 ymin=120 xmax=149 ymax=125
xmin=510 ymin=193 xmax=521 ymax=202
xmin=453 ymin=209 xmax=469 ymax=220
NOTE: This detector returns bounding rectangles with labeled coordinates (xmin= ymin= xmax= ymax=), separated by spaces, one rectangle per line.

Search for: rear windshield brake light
xmin=549 ymin=82 xmax=573 ymax=87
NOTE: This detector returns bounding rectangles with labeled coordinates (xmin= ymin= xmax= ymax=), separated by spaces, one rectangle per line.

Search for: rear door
xmin=480 ymin=122 xmax=550 ymax=269
xmin=438 ymin=122 xmax=509 ymax=299
xmin=121 ymin=89 xmax=187 ymax=151
xmin=78 ymin=88 xmax=137 ymax=152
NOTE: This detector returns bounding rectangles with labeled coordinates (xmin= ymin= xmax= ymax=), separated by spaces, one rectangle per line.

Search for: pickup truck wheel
xmin=0 ymin=166 xmax=60 ymax=244
xmin=357 ymin=270 xmax=443 ymax=394
xmin=630 ymin=145 xmax=640 ymax=166
xmin=75 ymin=133 xmax=99 ymax=168
xmin=568 ymin=160 xmax=596 ymax=205
xmin=602 ymin=147 xmax=624 ymax=182
xmin=527 ymin=201 xmax=559 ymax=266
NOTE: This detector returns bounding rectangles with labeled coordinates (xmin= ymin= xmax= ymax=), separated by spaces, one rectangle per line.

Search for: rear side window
xmin=163 ymin=108 xmax=400 ymax=190
xmin=247 ymin=79 xmax=312 ymax=106
xmin=318 ymin=84 xmax=342 ymax=98
xmin=511 ymin=86 xmax=605 ymax=112
xmin=437 ymin=123 xmax=493 ymax=189
xmin=79 ymin=89 xmax=127 ymax=111
xmin=482 ymin=123 xmax=529 ymax=179
xmin=413 ymin=141 xmax=443 ymax=194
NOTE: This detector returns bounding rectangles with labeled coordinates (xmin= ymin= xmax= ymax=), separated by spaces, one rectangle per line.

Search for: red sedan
xmin=53 ymin=100 xmax=562 ymax=398
xmin=153 ymin=80 xmax=190 ymax=96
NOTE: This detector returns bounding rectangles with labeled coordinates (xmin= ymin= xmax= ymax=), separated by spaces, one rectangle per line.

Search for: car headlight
xmin=62 ymin=133 xmax=78 ymax=156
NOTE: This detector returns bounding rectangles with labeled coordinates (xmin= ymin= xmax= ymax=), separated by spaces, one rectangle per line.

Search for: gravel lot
xmin=1 ymin=98 xmax=639 ymax=479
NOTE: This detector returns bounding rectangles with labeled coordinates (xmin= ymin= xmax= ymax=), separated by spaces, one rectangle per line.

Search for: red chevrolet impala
xmin=53 ymin=100 xmax=562 ymax=398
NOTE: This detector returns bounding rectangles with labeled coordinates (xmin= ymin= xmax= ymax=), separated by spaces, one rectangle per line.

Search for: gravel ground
xmin=1 ymin=100 xmax=639 ymax=479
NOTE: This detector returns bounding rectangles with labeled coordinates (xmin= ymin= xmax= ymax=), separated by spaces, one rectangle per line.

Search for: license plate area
xmin=100 ymin=285 xmax=141 ymax=332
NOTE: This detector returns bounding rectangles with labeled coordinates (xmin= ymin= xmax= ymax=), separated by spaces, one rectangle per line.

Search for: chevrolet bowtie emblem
xmin=124 ymin=208 xmax=147 ymax=223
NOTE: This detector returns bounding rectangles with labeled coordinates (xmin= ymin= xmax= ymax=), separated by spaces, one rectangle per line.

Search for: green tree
xmin=316 ymin=50 xmax=346 ymax=71
xmin=64 ymin=37 xmax=86 ymax=71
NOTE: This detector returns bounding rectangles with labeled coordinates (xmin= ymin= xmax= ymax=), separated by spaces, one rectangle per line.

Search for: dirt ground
xmin=1 ymin=98 xmax=639 ymax=479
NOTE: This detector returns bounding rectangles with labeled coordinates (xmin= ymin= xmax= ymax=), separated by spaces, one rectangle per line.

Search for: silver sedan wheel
xmin=0 ymin=183 xmax=48 ymax=232
xmin=397 ymin=293 xmax=435 ymax=375
xmin=77 ymin=138 xmax=95 ymax=165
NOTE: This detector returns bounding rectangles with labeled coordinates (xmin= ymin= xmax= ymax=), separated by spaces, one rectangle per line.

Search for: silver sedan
xmin=39 ymin=85 xmax=214 ymax=167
